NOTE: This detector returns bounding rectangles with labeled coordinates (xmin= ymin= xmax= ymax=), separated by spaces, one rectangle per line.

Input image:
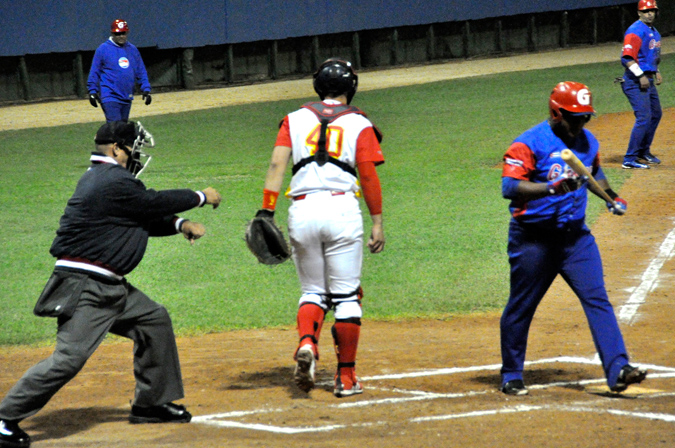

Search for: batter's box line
xmin=618 ymin=217 xmax=675 ymax=324
xmin=193 ymin=399 xmax=675 ymax=434
xmin=409 ymin=403 xmax=675 ymax=424
xmin=362 ymin=355 xmax=675 ymax=381
xmin=192 ymin=357 xmax=675 ymax=434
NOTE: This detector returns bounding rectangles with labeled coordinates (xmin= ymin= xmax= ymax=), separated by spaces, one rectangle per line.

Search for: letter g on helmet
xmin=111 ymin=19 xmax=129 ymax=33
xmin=549 ymin=81 xmax=596 ymax=122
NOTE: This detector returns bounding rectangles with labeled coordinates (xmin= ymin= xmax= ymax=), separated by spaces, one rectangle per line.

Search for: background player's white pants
xmin=288 ymin=191 xmax=363 ymax=308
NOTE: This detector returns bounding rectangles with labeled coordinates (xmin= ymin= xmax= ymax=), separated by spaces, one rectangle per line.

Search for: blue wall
xmin=0 ymin=0 xmax=632 ymax=56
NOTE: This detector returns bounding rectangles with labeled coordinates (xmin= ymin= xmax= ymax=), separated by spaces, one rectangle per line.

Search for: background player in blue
xmin=620 ymin=0 xmax=662 ymax=169
xmin=87 ymin=19 xmax=152 ymax=122
xmin=499 ymin=81 xmax=647 ymax=396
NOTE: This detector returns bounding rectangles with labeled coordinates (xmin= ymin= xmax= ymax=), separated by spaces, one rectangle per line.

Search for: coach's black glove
xmin=245 ymin=210 xmax=290 ymax=265
xmin=142 ymin=92 xmax=152 ymax=105
xmin=88 ymin=93 xmax=100 ymax=108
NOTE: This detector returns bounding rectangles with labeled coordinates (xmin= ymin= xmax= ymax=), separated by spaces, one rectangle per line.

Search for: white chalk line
xmin=194 ymin=398 xmax=675 ymax=433
xmin=410 ymin=403 xmax=675 ymax=424
xmin=618 ymin=218 xmax=675 ymax=324
xmin=192 ymin=356 xmax=675 ymax=433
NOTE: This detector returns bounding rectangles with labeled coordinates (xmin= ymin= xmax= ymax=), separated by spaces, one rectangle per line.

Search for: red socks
xmin=332 ymin=321 xmax=361 ymax=368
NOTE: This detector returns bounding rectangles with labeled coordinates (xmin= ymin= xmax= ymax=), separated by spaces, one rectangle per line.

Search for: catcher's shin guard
xmin=332 ymin=318 xmax=362 ymax=397
xmin=294 ymin=302 xmax=326 ymax=359
xmin=332 ymin=318 xmax=361 ymax=363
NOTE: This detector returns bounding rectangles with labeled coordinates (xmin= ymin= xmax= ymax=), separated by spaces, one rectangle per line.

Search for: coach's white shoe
xmin=294 ymin=345 xmax=316 ymax=392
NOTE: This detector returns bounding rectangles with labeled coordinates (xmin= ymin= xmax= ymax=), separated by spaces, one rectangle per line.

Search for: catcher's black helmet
xmin=313 ymin=58 xmax=358 ymax=104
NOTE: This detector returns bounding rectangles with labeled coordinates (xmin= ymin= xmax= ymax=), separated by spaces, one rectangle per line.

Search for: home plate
xmin=585 ymin=385 xmax=663 ymax=398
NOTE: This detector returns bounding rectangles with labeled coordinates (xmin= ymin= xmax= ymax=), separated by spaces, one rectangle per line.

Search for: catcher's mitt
xmin=245 ymin=210 xmax=291 ymax=265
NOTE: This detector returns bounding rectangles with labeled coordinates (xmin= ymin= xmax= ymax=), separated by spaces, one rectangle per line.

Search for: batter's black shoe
xmin=611 ymin=365 xmax=647 ymax=392
xmin=0 ymin=419 xmax=30 ymax=448
xmin=501 ymin=380 xmax=529 ymax=396
xmin=129 ymin=402 xmax=192 ymax=424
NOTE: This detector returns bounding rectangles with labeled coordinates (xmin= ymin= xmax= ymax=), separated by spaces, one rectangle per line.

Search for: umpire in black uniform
xmin=0 ymin=121 xmax=222 ymax=448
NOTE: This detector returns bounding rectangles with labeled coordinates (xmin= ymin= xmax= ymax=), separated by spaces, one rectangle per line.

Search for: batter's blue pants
xmin=500 ymin=221 xmax=628 ymax=389
xmin=101 ymin=101 xmax=132 ymax=122
xmin=622 ymin=76 xmax=662 ymax=163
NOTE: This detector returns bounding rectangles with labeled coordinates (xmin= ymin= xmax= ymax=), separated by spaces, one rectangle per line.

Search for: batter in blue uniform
xmin=87 ymin=19 xmax=152 ymax=122
xmin=620 ymin=0 xmax=662 ymax=169
xmin=499 ymin=81 xmax=647 ymax=396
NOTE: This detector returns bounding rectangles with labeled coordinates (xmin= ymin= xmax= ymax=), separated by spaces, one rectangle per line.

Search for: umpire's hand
xmin=181 ymin=221 xmax=206 ymax=245
xmin=201 ymin=187 xmax=222 ymax=209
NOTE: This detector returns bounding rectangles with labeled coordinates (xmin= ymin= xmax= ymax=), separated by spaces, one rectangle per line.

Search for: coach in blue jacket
xmin=87 ymin=19 xmax=152 ymax=122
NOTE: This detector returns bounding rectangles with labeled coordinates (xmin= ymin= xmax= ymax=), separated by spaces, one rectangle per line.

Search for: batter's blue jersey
xmin=502 ymin=121 xmax=600 ymax=229
xmin=622 ymin=20 xmax=661 ymax=74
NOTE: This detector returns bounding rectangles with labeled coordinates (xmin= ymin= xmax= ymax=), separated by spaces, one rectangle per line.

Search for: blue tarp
xmin=0 ymin=0 xmax=632 ymax=56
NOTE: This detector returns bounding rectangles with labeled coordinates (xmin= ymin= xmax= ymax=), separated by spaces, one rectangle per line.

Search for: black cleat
xmin=501 ymin=379 xmax=529 ymax=396
xmin=0 ymin=419 xmax=30 ymax=448
xmin=129 ymin=402 xmax=192 ymax=424
xmin=611 ymin=365 xmax=647 ymax=392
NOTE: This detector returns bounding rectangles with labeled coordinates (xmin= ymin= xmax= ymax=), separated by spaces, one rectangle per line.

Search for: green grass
xmin=1 ymin=55 xmax=673 ymax=345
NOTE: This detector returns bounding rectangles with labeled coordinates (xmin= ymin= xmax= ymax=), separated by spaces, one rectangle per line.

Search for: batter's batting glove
xmin=547 ymin=173 xmax=588 ymax=195
xmin=142 ymin=92 xmax=152 ymax=105
xmin=607 ymin=197 xmax=627 ymax=215
xmin=88 ymin=93 xmax=100 ymax=108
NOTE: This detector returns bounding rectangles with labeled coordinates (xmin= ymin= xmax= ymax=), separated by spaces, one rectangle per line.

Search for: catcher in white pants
xmin=259 ymin=58 xmax=385 ymax=397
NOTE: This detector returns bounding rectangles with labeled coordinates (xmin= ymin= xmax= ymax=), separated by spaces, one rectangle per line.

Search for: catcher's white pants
xmin=288 ymin=191 xmax=363 ymax=318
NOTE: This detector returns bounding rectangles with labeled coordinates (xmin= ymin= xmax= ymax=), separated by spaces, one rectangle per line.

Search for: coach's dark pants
xmin=0 ymin=270 xmax=184 ymax=421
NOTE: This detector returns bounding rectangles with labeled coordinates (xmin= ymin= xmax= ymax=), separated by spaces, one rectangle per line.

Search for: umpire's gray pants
xmin=0 ymin=272 xmax=184 ymax=421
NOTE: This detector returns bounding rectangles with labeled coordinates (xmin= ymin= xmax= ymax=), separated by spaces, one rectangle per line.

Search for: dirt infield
xmin=1 ymin=43 xmax=675 ymax=447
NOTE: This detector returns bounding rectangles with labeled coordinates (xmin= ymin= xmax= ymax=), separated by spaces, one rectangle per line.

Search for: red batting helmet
xmin=111 ymin=19 xmax=129 ymax=33
xmin=549 ymin=81 xmax=596 ymax=122
xmin=638 ymin=0 xmax=658 ymax=10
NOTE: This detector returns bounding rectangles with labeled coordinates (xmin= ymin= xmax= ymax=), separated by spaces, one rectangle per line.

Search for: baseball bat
xmin=560 ymin=149 xmax=615 ymax=205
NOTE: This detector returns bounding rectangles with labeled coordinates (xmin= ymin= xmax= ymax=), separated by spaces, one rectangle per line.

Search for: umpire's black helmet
xmin=313 ymin=58 xmax=358 ymax=104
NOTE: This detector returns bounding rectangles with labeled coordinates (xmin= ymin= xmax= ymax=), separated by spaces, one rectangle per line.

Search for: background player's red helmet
xmin=638 ymin=0 xmax=658 ymax=10
xmin=549 ymin=81 xmax=596 ymax=122
xmin=111 ymin=19 xmax=129 ymax=33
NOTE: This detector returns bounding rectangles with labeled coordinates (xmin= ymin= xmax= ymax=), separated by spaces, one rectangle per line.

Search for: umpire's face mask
xmin=126 ymin=122 xmax=154 ymax=178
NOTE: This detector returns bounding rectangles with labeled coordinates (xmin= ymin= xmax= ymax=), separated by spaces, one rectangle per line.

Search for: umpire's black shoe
xmin=0 ymin=419 xmax=31 ymax=448
xmin=129 ymin=402 xmax=192 ymax=424
xmin=610 ymin=364 xmax=647 ymax=392
xmin=501 ymin=379 xmax=529 ymax=396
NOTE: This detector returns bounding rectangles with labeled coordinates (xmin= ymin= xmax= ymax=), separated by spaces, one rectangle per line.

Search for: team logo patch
xmin=649 ymin=39 xmax=659 ymax=50
xmin=118 ymin=57 xmax=130 ymax=69
xmin=548 ymin=163 xmax=564 ymax=180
